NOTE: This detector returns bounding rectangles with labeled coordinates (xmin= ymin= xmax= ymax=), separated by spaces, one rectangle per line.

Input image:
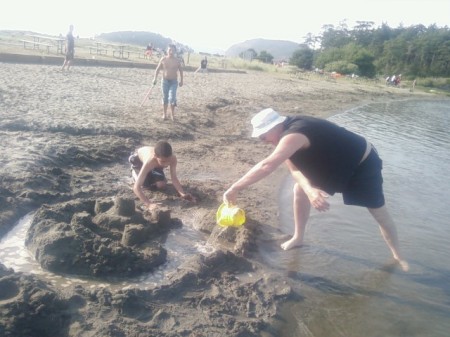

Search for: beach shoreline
xmin=0 ymin=60 xmax=436 ymax=336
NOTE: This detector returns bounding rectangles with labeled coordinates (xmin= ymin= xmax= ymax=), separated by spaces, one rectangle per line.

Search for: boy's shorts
xmin=128 ymin=153 xmax=166 ymax=190
xmin=342 ymin=148 xmax=385 ymax=208
xmin=162 ymin=79 xmax=178 ymax=106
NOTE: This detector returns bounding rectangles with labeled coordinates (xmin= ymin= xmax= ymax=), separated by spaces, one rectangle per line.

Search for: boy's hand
xmin=143 ymin=202 xmax=161 ymax=211
xmin=181 ymin=193 xmax=196 ymax=203
xmin=152 ymin=79 xmax=157 ymax=85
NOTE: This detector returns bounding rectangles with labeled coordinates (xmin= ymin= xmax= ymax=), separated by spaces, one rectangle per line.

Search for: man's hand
xmin=305 ymin=188 xmax=330 ymax=212
xmin=152 ymin=79 xmax=157 ymax=85
xmin=223 ymin=187 xmax=238 ymax=206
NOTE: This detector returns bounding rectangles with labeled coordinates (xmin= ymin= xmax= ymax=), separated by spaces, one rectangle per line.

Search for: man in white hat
xmin=223 ymin=108 xmax=408 ymax=271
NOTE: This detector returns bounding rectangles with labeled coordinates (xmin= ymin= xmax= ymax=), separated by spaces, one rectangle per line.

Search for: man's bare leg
xmin=368 ymin=206 xmax=409 ymax=271
xmin=169 ymin=104 xmax=175 ymax=121
xmin=281 ymin=183 xmax=311 ymax=250
xmin=162 ymin=104 xmax=168 ymax=119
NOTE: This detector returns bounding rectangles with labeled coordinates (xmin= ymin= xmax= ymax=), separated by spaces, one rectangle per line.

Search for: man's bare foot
xmin=162 ymin=114 xmax=167 ymax=120
xmin=281 ymin=237 xmax=303 ymax=250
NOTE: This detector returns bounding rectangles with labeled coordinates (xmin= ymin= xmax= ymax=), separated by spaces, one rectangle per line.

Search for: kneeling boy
xmin=129 ymin=141 xmax=194 ymax=210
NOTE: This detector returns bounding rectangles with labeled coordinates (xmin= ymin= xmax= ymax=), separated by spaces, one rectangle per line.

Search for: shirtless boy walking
xmin=153 ymin=44 xmax=184 ymax=120
xmin=129 ymin=141 xmax=194 ymax=210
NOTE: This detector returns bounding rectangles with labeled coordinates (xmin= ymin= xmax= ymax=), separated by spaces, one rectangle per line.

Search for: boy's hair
xmin=168 ymin=44 xmax=177 ymax=51
xmin=154 ymin=141 xmax=172 ymax=158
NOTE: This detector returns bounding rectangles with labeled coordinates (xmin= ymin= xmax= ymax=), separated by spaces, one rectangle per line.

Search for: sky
xmin=1 ymin=0 xmax=449 ymax=53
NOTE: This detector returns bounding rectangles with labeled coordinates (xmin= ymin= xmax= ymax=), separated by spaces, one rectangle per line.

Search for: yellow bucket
xmin=216 ymin=203 xmax=246 ymax=227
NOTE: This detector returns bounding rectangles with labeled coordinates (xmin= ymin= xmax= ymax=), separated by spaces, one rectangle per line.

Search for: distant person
xmin=152 ymin=44 xmax=184 ymax=120
xmin=411 ymin=79 xmax=417 ymax=92
xmin=61 ymin=24 xmax=75 ymax=71
xmin=145 ymin=43 xmax=153 ymax=58
xmin=129 ymin=142 xmax=195 ymax=210
xmin=389 ymin=74 xmax=398 ymax=86
xmin=195 ymin=56 xmax=208 ymax=73
xmin=223 ymin=108 xmax=409 ymax=271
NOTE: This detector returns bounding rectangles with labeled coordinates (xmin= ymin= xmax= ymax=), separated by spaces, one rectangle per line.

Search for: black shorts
xmin=342 ymin=148 xmax=385 ymax=208
xmin=128 ymin=153 xmax=166 ymax=190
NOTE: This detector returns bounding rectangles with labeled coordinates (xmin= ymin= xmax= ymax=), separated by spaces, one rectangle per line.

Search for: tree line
xmin=290 ymin=22 xmax=450 ymax=78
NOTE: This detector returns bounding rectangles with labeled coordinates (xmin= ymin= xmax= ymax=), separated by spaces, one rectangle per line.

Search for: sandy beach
xmin=0 ymin=59 xmax=433 ymax=336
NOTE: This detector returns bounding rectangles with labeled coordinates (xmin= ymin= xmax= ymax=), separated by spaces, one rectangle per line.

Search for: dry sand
xmin=0 ymin=59 xmax=433 ymax=337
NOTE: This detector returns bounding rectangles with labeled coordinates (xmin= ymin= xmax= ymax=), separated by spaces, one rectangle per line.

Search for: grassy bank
xmin=1 ymin=30 xmax=449 ymax=96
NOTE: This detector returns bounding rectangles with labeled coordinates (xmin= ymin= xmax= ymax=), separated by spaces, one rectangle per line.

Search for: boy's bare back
xmin=137 ymin=146 xmax=154 ymax=163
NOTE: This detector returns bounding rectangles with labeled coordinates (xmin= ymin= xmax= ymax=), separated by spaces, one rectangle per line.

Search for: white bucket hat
xmin=251 ymin=108 xmax=286 ymax=138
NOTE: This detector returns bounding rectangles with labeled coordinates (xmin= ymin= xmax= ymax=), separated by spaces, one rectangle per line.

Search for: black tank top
xmin=282 ymin=116 xmax=367 ymax=194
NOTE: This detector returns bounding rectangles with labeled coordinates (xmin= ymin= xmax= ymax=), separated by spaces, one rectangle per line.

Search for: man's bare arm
xmin=286 ymin=161 xmax=330 ymax=212
xmin=224 ymin=133 xmax=309 ymax=204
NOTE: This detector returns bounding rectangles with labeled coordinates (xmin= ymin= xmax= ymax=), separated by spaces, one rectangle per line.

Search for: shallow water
xmin=261 ymin=99 xmax=450 ymax=337
xmin=0 ymin=210 xmax=212 ymax=290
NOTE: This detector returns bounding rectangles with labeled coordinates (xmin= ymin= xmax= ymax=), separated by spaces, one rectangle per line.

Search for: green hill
xmin=225 ymin=38 xmax=300 ymax=61
xmin=98 ymin=31 xmax=191 ymax=53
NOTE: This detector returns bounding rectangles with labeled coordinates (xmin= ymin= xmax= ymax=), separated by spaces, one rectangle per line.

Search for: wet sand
xmin=0 ymin=60 xmax=430 ymax=336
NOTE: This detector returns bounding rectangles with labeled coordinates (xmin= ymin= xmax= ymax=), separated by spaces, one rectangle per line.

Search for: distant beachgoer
xmin=152 ymin=44 xmax=184 ymax=120
xmin=195 ymin=56 xmax=208 ymax=73
xmin=129 ymin=142 xmax=195 ymax=210
xmin=61 ymin=25 xmax=75 ymax=71
xmin=390 ymin=75 xmax=396 ymax=84
xmin=145 ymin=43 xmax=153 ymax=58
xmin=223 ymin=108 xmax=409 ymax=271
xmin=411 ymin=79 xmax=417 ymax=92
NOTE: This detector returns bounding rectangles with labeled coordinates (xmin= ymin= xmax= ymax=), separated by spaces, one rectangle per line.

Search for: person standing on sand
xmin=195 ymin=56 xmax=208 ymax=73
xmin=129 ymin=141 xmax=195 ymax=211
xmin=61 ymin=24 xmax=75 ymax=71
xmin=145 ymin=42 xmax=153 ymax=58
xmin=152 ymin=44 xmax=184 ymax=120
xmin=223 ymin=108 xmax=409 ymax=271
